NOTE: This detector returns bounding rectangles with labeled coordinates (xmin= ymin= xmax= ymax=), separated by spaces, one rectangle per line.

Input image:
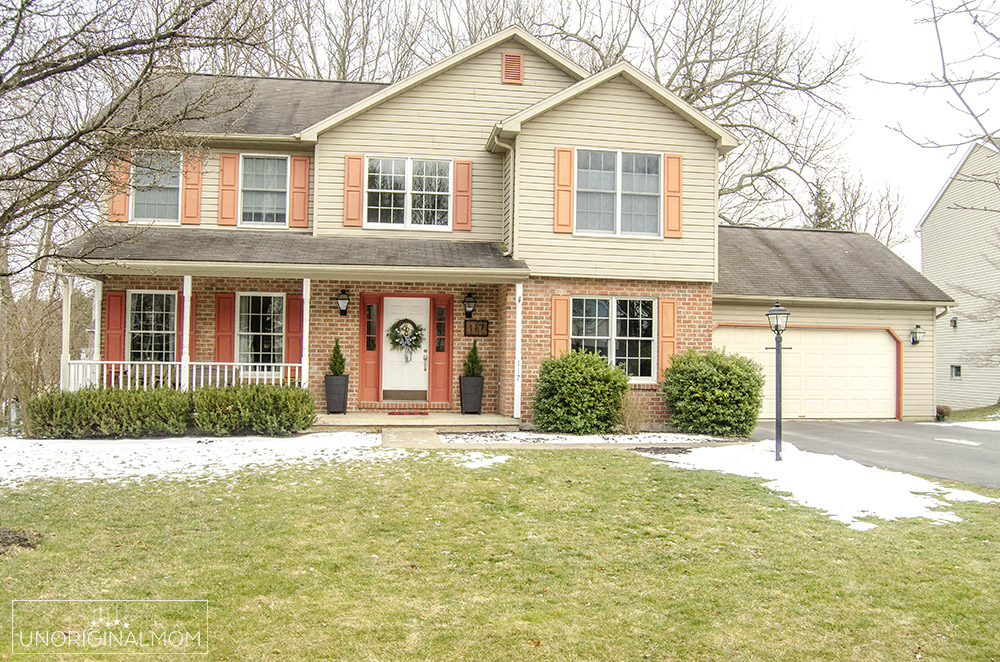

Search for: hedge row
xmin=26 ymin=385 xmax=316 ymax=439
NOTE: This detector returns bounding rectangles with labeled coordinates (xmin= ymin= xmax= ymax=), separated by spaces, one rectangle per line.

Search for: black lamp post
xmin=765 ymin=301 xmax=790 ymax=461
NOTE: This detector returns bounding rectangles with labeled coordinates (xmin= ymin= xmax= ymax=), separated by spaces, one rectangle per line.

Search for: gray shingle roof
xmin=60 ymin=226 xmax=528 ymax=272
xmin=140 ymin=74 xmax=386 ymax=136
xmin=717 ymin=226 xmax=952 ymax=303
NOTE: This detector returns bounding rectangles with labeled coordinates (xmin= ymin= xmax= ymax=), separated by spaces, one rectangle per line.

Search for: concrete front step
xmin=310 ymin=412 xmax=520 ymax=433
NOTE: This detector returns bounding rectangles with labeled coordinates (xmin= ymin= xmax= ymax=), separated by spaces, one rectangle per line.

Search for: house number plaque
xmin=464 ymin=319 xmax=489 ymax=337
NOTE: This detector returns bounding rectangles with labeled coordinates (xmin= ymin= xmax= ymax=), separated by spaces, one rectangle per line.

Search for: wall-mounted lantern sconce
xmin=463 ymin=292 xmax=476 ymax=319
xmin=950 ymin=316 xmax=958 ymax=329
xmin=336 ymin=289 xmax=350 ymax=316
xmin=910 ymin=325 xmax=925 ymax=345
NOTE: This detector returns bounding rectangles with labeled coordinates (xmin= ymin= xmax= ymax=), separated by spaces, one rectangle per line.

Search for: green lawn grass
xmin=2 ymin=449 xmax=999 ymax=661
xmin=948 ymin=403 xmax=1000 ymax=422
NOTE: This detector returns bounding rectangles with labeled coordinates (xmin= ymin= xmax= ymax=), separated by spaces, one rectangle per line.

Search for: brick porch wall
xmin=512 ymin=277 xmax=714 ymax=428
xmin=100 ymin=275 xmax=505 ymax=413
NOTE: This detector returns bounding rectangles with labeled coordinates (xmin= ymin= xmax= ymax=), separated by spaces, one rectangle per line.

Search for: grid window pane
xmin=241 ymin=157 xmax=287 ymax=225
xmin=622 ymin=153 xmax=660 ymax=235
xmin=238 ymin=295 xmax=284 ymax=365
xmin=570 ymin=297 xmax=610 ymax=358
xmin=366 ymin=157 xmax=406 ymax=225
xmin=132 ymin=152 xmax=180 ymax=222
xmin=576 ymin=150 xmax=616 ymax=233
xmin=614 ymin=299 xmax=653 ymax=377
xmin=128 ymin=292 xmax=176 ymax=362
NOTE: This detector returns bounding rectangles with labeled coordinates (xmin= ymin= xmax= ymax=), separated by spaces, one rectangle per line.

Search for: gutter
xmin=491 ymin=130 xmax=516 ymax=258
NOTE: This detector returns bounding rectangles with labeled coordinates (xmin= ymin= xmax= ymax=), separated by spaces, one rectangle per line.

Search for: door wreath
xmin=387 ymin=318 xmax=425 ymax=362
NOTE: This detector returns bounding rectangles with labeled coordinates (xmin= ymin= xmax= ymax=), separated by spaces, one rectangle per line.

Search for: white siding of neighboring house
xmin=920 ymin=143 xmax=1000 ymax=409
xmin=313 ymin=42 xmax=577 ymax=242
xmin=514 ymin=75 xmax=720 ymax=282
xmin=713 ymin=300 xmax=938 ymax=419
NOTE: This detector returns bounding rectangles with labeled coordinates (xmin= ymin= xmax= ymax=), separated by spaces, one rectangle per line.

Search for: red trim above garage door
xmin=713 ymin=323 xmax=902 ymax=421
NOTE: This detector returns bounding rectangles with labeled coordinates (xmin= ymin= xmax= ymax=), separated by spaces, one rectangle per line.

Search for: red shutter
xmin=108 ymin=158 xmax=130 ymax=223
xmin=359 ymin=293 xmax=381 ymax=401
xmin=218 ymin=154 xmax=239 ymax=226
xmin=501 ymin=53 xmax=523 ymax=84
xmin=176 ymin=292 xmax=197 ymax=361
xmin=344 ymin=154 xmax=364 ymax=227
xmin=664 ymin=154 xmax=682 ymax=238
xmin=453 ymin=160 xmax=472 ymax=231
xmin=214 ymin=293 xmax=236 ymax=362
xmin=289 ymin=156 xmax=310 ymax=228
xmin=181 ymin=153 xmax=203 ymax=225
xmin=551 ymin=295 xmax=571 ymax=357
xmin=553 ymin=147 xmax=573 ymax=233
xmin=284 ymin=295 xmax=303 ymax=364
xmin=657 ymin=298 xmax=677 ymax=377
xmin=104 ymin=291 xmax=127 ymax=360
xmin=429 ymin=295 xmax=453 ymax=402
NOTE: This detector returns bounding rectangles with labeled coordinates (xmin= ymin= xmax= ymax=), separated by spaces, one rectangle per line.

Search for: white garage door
xmin=712 ymin=326 xmax=897 ymax=419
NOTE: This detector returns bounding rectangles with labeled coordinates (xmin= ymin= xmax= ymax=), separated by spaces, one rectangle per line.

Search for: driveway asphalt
xmin=751 ymin=420 xmax=1000 ymax=489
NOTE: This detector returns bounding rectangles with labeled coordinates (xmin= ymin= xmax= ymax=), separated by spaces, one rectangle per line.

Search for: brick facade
xmin=100 ymin=274 xmax=711 ymax=426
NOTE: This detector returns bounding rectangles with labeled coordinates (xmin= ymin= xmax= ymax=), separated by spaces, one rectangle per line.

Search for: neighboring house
xmin=57 ymin=27 xmax=950 ymax=424
xmin=919 ymin=141 xmax=1000 ymax=409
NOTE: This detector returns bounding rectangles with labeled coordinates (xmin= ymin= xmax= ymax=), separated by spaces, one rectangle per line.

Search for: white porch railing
xmin=66 ymin=361 xmax=303 ymax=391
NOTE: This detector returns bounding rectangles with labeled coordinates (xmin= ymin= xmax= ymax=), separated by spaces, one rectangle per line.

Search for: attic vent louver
xmin=501 ymin=53 xmax=523 ymax=84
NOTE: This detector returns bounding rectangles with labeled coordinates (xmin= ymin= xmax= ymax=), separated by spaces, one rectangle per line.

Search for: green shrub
xmin=26 ymin=388 xmax=192 ymax=439
xmin=661 ymin=349 xmax=764 ymax=437
xmin=463 ymin=340 xmax=483 ymax=377
xmin=328 ymin=339 xmax=346 ymax=376
xmin=26 ymin=385 xmax=315 ymax=439
xmin=532 ymin=350 xmax=629 ymax=434
xmin=192 ymin=385 xmax=315 ymax=436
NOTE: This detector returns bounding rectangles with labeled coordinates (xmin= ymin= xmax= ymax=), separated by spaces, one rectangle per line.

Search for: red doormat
xmin=388 ymin=411 xmax=430 ymax=415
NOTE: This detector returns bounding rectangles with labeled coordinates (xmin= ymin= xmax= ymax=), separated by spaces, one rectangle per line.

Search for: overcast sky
xmin=781 ymin=0 xmax=987 ymax=269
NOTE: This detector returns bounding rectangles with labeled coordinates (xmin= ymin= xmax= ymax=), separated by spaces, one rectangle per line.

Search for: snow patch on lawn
xmin=920 ymin=421 xmax=1000 ymax=432
xmin=642 ymin=440 xmax=999 ymax=530
xmin=440 ymin=430 xmax=725 ymax=445
xmin=0 ymin=433 xmax=407 ymax=487
xmin=443 ymin=451 xmax=512 ymax=469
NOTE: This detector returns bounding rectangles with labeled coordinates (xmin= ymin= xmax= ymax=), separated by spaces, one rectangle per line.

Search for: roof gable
xmin=487 ymin=62 xmax=740 ymax=153
xmin=916 ymin=141 xmax=1000 ymax=234
xmin=298 ymin=27 xmax=588 ymax=142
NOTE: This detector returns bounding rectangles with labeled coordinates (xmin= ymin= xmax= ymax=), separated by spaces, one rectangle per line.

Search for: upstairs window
xmin=131 ymin=152 xmax=181 ymax=223
xmin=365 ymin=156 xmax=451 ymax=229
xmin=575 ymin=149 xmax=661 ymax=236
xmin=128 ymin=291 xmax=176 ymax=362
xmin=241 ymin=156 xmax=288 ymax=225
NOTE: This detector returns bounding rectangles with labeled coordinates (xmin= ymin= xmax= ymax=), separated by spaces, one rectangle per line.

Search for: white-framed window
xmin=127 ymin=291 xmax=176 ymax=362
xmin=131 ymin=151 xmax=181 ymax=223
xmin=951 ymin=365 xmax=962 ymax=378
xmin=240 ymin=155 xmax=289 ymax=226
xmin=364 ymin=156 xmax=451 ymax=230
xmin=575 ymin=149 xmax=661 ymax=236
xmin=570 ymin=297 xmax=656 ymax=379
xmin=237 ymin=293 xmax=284 ymax=366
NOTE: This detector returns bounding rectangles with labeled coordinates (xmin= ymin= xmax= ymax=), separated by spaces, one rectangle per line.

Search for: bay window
xmin=571 ymin=297 xmax=655 ymax=378
xmin=575 ymin=149 xmax=661 ymax=236
xmin=365 ymin=156 xmax=451 ymax=229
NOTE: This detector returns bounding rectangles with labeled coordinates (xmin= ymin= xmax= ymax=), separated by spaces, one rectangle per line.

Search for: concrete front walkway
xmin=312 ymin=412 xmax=520 ymax=433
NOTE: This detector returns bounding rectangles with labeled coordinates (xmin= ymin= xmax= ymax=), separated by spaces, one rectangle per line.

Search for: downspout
xmin=514 ymin=282 xmax=523 ymax=420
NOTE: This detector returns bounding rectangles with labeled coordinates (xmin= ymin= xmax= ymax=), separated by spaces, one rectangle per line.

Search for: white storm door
xmin=382 ymin=296 xmax=430 ymax=398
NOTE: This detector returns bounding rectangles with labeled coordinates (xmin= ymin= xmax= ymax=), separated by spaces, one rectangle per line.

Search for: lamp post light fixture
xmin=336 ymin=289 xmax=350 ymax=316
xmin=463 ymin=292 xmax=477 ymax=319
xmin=765 ymin=301 xmax=791 ymax=462
xmin=910 ymin=324 xmax=926 ymax=345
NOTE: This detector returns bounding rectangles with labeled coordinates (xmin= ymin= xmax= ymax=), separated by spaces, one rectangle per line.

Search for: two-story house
xmin=58 ymin=27 xmax=951 ymax=424
xmin=919 ymin=141 xmax=1000 ymax=409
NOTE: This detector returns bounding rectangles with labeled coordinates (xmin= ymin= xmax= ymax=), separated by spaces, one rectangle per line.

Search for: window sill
xmin=628 ymin=381 xmax=660 ymax=390
xmin=573 ymin=230 xmax=662 ymax=240
xmin=362 ymin=223 xmax=453 ymax=232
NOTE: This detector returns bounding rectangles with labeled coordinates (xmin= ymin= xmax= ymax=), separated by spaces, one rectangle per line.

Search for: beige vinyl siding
xmin=187 ymin=146 xmax=314 ymax=230
xmin=515 ymin=75 xmax=719 ymax=281
xmin=713 ymin=301 xmax=937 ymax=419
xmin=314 ymin=43 xmax=576 ymax=241
xmin=920 ymin=144 xmax=1000 ymax=408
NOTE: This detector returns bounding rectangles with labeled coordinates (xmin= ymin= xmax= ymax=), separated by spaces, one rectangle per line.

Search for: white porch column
xmin=301 ymin=278 xmax=311 ymax=388
xmin=59 ymin=275 xmax=73 ymax=390
xmin=180 ymin=275 xmax=192 ymax=390
xmin=91 ymin=279 xmax=102 ymax=361
xmin=513 ymin=282 xmax=524 ymax=419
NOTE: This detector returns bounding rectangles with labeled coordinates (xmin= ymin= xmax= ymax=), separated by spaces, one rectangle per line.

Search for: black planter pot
xmin=459 ymin=376 xmax=484 ymax=415
xmin=324 ymin=375 xmax=349 ymax=414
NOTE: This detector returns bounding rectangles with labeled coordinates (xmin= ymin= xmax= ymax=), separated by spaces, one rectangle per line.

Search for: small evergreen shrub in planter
xmin=661 ymin=349 xmax=764 ymax=437
xmin=532 ymin=350 xmax=629 ymax=434
xmin=460 ymin=341 xmax=484 ymax=414
xmin=324 ymin=339 xmax=349 ymax=414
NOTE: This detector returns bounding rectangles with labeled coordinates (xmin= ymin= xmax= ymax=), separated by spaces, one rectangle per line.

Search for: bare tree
xmin=805 ymin=176 xmax=908 ymax=248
